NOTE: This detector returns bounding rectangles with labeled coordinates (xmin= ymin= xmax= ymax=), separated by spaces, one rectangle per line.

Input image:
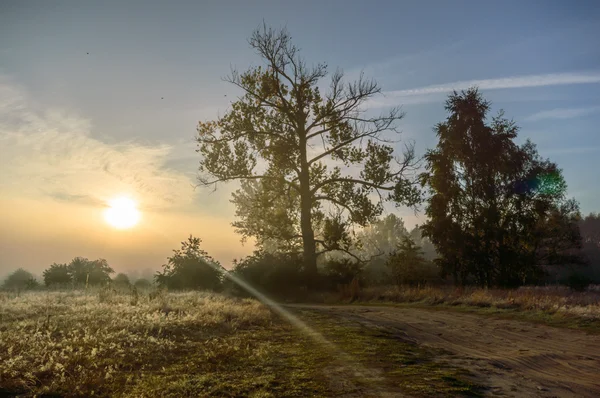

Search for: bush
xmin=387 ymin=236 xmax=440 ymax=286
xmin=320 ymin=258 xmax=363 ymax=290
xmin=2 ymin=269 xmax=39 ymax=291
xmin=155 ymin=235 xmax=223 ymax=291
xmin=230 ymin=251 xmax=304 ymax=297
xmin=564 ymin=272 xmax=592 ymax=291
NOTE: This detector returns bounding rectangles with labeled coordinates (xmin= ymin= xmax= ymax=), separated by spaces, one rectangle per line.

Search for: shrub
xmin=564 ymin=272 xmax=592 ymax=291
xmin=320 ymin=258 xmax=363 ymax=290
xmin=155 ymin=236 xmax=223 ymax=291
xmin=230 ymin=250 xmax=304 ymax=297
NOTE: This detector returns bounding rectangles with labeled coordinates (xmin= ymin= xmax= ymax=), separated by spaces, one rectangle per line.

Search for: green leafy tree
xmin=43 ymin=263 xmax=71 ymax=286
xmin=155 ymin=235 xmax=223 ymax=291
xmin=3 ymin=269 xmax=39 ymax=290
xmin=386 ymin=236 xmax=436 ymax=286
xmin=68 ymin=257 xmax=114 ymax=287
xmin=196 ymin=25 xmax=420 ymax=284
xmin=421 ymin=88 xmax=581 ymax=287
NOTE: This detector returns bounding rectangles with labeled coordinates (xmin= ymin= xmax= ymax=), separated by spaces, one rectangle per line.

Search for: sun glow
xmin=103 ymin=196 xmax=141 ymax=229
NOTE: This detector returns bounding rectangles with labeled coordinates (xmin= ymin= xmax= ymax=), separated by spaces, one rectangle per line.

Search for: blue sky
xmin=1 ymin=0 xmax=599 ymax=273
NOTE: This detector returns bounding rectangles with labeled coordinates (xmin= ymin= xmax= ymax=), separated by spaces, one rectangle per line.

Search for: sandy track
xmin=292 ymin=305 xmax=600 ymax=397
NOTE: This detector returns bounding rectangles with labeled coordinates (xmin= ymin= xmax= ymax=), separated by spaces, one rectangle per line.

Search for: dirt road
xmin=293 ymin=305 xmax=600 ymax=397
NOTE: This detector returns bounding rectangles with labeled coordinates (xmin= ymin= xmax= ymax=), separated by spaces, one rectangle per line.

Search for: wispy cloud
xmin=526 ymin=106 xmax=600 ymax=121
xmin=0 ymin=79 xmax=198 ymax=211
xmin=368 ymin=72 xmax=600 ymax=108
xmin=540 ymin=147 xmax=600 ymax=156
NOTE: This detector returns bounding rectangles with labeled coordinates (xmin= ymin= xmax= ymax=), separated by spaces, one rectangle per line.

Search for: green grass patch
xmin=293 ymin=309 xmax=484 ymax=397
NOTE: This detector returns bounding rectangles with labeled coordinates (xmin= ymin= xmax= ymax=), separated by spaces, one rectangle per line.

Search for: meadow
xmin=0 ymin=288 xmax=482 ymax=397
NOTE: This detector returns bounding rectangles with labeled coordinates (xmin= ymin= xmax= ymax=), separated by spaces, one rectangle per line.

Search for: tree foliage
xmin=386 ymin=236 xmax=438 ymax=286
xmin=112 ymin=273 xmax=131 ymax=287
xmin=196 ymin=25 xmax=420 ymax=282
xmin=2 ymin=269 xmax=39 ymax=290
xmin=229 ymin=250 xmax=304 ymax=296
xmin=155 ymin=235 xmax=223 ymax=291
xmin=576 ymin=213 xmax=600 ymax=283
xmin=133 ymin=278 xmax=153 ymax=290
xmin=68 ymin=257 xmax=114 ymax=287
xmin=421 ymin=88 xmax=582 ymax=287
xmin=43 ymin=263 xmax=71 ymax=287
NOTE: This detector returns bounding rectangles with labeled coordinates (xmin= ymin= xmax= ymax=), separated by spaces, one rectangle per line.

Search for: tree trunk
xmin=300 ymin=189 xmax=318 ymax=285
xmin=298 ymin=119 xmax=318 ymax=287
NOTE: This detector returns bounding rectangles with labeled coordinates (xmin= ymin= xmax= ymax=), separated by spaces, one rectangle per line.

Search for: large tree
xmin=421 ymin=88 xmax=581 ymax=287
xmin=196 ymin=26 xmax=420 ymax=282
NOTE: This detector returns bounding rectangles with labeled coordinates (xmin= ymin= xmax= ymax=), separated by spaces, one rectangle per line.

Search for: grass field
xmin=0 ymin=288 xmax=482 ymax=397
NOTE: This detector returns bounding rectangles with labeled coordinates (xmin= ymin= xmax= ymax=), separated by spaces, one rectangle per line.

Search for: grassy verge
xmin=309 ymin=285 xmax=600 ymax=334
xmin=1 ymin=289 xmax=482 ymax=397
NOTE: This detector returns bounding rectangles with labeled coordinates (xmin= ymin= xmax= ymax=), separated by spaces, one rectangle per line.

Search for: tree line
xmin=194 ymin=25 xmax=596 ymax=290
xmin=1 ymin=258 xmax=151 ymax=291
xmin=4 ymin=25 xmax=599 ymax=294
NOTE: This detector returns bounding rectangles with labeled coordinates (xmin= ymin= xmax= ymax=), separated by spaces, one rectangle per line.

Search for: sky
xmin=1 ymin=0 xmax=599 ymax=277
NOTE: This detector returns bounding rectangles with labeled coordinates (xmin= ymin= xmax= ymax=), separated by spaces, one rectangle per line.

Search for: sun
xmin=103 ymin=196 xmax=141 ymax=229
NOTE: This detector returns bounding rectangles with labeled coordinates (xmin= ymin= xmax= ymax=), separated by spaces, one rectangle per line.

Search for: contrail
xmin=368 ymin=71 xmax=600 ymax=108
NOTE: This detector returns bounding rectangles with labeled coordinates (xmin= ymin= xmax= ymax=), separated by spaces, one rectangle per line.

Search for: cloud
xmin=539 ymin=146 xmax=600 ymax=156
xmin=368 ymin=72 xmax=600 ymax=108
xmin=526 ymin=106 xmax=600 ymax=121
xmin=0 ymin=79 xmax=198 ymax=211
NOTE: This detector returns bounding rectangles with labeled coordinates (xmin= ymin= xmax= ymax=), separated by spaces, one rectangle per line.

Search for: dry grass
xmin=0 ymin=289 xmax=272 ymax=396
xmin=1 ymin=288 xmax=485 ymax=397
xmin=313 ymin=284 xmax=600 ymax=331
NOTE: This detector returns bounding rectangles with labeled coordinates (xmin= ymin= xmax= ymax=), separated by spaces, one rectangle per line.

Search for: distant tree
xmin=68 ymin=257 xmax=114 ymax=287
xmin=43 ymin=263 xmax=71 ymax=287
xmin=357 ymin=214 xmax=409 ymax=257
xmin=421 ymin=88 xmax=582 ymax=287
xmin=353 ymin=214 xmax=409 ymax=284
xmin=196 ymin=25 xmax=420 ymax=285
xmin=408 ymin=225 xmax=437 ymax=262
xmin=155 ymin=235 xmax=223 ymax=291
xmin=386 ymin=236 xmax=437 ymax=286
xmin=112 ymin=273 xmax=131 ymax=287
xmin=2 ymin=269 xmax=39 ymax=290
xmin=133 ymin=278 xmax=153 ymax=290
